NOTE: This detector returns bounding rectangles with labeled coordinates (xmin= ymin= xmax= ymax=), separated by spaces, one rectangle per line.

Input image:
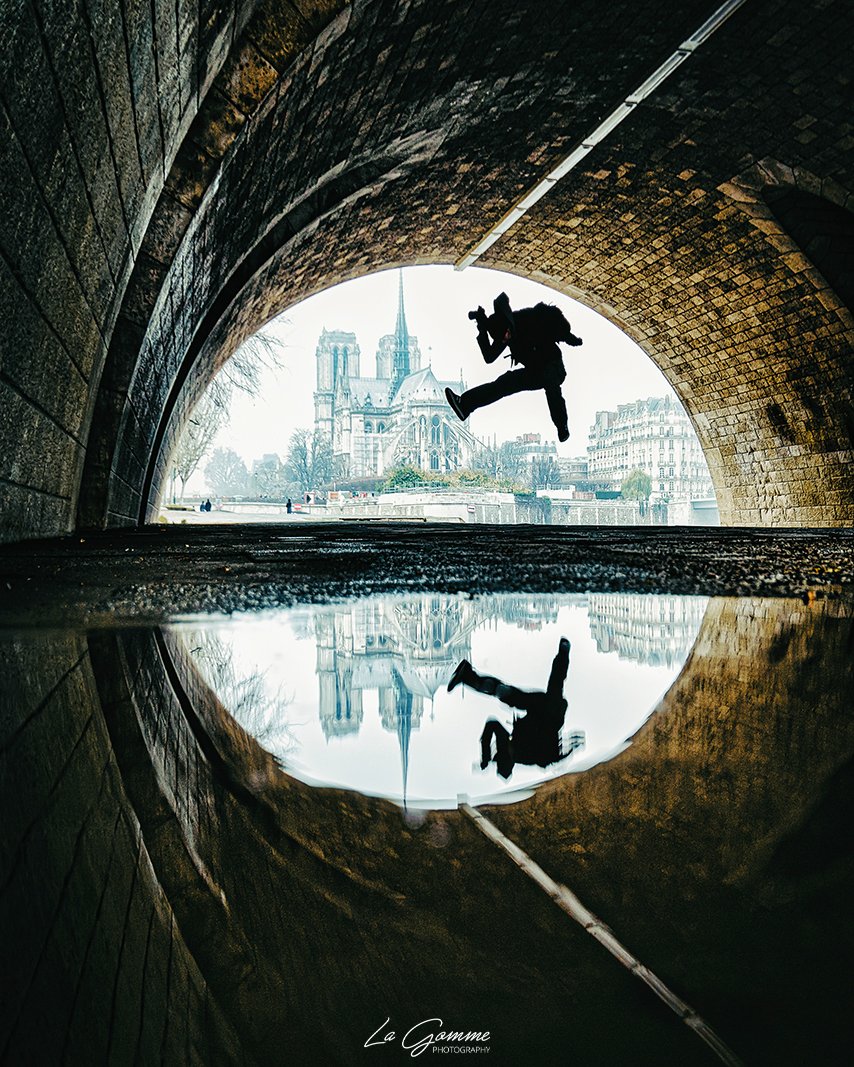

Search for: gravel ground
xmin=1 ymin=522 xmax=852 ymax=626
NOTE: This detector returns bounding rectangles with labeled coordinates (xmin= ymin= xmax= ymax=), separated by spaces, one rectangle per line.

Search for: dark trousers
xmin=462 ymin=641 xmax=569 ymax=712
xmin=461 ymin=360 xmax=568 ymax=433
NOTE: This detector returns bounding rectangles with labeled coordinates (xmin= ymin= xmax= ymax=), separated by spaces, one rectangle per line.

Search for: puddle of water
xmin=173 ymin=592 xmax=708 ymax=807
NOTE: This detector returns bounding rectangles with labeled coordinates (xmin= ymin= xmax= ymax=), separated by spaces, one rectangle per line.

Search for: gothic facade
xmin=313 ymin=274 xmax=478 ymax=481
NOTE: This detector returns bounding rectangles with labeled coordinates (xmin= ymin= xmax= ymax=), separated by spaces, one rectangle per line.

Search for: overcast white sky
xmin=188 ymin=265 xmax=675 ymax=491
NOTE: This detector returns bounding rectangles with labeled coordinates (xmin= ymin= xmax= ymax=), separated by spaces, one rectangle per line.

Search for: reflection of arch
xmin=12 ymin=584 xmax=854 ymax=1063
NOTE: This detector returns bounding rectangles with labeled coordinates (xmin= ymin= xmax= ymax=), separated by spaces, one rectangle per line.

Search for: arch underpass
xmin=0 ymin=0 xmax=851 ymax=542
xmin=2 ymin=3 xmax=854 ymax=1066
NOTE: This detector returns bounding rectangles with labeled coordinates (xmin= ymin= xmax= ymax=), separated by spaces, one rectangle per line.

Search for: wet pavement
xmin=0 ymin=523 xmax=852 ymax=625
xmin=2 ymin=526 xmax=854 ymax=1065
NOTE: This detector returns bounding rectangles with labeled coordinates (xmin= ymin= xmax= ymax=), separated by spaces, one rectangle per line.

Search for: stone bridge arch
xmin=1 ymin=0 xmax=852 ymax=542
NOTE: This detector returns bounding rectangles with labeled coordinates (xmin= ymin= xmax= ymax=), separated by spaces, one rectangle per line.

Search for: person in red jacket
xmin=445 ymin=292 xmax=583 ymax=442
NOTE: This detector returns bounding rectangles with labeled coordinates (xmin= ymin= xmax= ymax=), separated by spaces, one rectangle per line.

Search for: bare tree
xmin=208 ymin=330 xmax=284 ymax=406
xmin=172 ymin=392 xmax=226 ymax=501
xmin=205 ymin=448 xmax=249 ymax=497
xmin=169 ymin=328 xmax=285 ymax=499
xmin=531 ymin=455 xmax=562 ymax=491
xmin=472 ymin=441 xmax=527 ymax=485
xmin=249 ymin=455 xmax=293 ymax=500
xmin=285 ymin=429 xmax=333 ymax=493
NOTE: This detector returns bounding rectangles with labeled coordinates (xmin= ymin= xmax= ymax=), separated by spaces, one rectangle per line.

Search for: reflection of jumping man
xmin=447 ymin=638 xmax=585 ymax=779
xmin=445 ymin=292 xmax=582 ymax=442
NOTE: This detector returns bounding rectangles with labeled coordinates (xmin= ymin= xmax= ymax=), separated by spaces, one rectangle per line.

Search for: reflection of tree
xmin=187 ymin=631 xmax=294 ymax=750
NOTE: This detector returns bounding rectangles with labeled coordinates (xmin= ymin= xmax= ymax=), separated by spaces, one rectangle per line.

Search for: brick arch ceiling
xmin=1 ymin=0 xmax=852 ymax=542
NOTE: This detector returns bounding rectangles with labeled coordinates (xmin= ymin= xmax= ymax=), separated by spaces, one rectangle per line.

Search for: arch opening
xmin=156 ymin=265 xmax=718 ymax=527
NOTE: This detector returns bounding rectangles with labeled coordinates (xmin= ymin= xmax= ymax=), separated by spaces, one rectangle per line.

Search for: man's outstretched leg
xmin=446 ymin=367 xmax=540 ymax=422
xmin=447 ymin=659 xmax=534 ymax=712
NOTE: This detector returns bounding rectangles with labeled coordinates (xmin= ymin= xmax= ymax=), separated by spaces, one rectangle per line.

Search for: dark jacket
xmin=477 ymin=303 xmax=581 ymax=369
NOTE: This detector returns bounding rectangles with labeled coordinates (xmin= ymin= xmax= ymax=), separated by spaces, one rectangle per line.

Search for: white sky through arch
xmin=187 ymin=265 xmax=676 ymax=492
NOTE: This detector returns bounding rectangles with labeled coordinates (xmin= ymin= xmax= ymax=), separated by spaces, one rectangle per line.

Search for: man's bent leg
xmin=545 ymin=385 xmax=569 ymax=436
xmin=542 ymin=362 xmax=569 ymax=440
xmin=546 ymin=639 xmax=570 ymax=698
xmin=480 ymin=720 xmax=513 ymax=776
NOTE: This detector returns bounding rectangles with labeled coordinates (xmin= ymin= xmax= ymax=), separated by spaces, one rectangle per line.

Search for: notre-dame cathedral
xmin=313 ymin=273 xmax=478 ymax=481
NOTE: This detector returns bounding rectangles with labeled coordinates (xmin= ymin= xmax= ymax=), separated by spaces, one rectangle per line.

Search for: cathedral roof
xmin=349 ymin=377 xmax=392 ymax=409
xmin=393 ymin=366 xmax=461 ymax=405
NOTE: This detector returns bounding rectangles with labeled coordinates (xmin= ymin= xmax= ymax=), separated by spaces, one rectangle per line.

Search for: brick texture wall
xmin=1 ymin=0 xmax=852 ymax=541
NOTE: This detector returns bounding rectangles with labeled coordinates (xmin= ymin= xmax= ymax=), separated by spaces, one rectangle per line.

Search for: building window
xmin=377 ymin=422 xmax=385 ymax=433
xmin=365 ymin=421 xmax=373 ymax=434
xmin=430 ymin=452 xmax=439 ymax=470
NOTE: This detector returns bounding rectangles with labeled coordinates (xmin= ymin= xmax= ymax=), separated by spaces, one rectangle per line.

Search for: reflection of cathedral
xmin=313 ymin=273 xmax=478 ymax=480
xmin=314 ymin=595 xmax=566 ymax=742
xmin=316 ymin=593 xmax=700 ymax=797
xmin=314 ymin=597 xmax=479 ymax=741
xmin=587 ymin=594 xmax=707 ymax=667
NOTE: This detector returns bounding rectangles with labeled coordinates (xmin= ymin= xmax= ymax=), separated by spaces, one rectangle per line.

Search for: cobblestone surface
xmin=1 ymin=523 xmax=851 ymax=626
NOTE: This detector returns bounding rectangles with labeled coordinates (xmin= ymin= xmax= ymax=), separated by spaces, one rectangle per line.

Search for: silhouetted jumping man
xmin=447 ymin=637 xmax=585 ymax=780
xmin=445 ymin=292 xmax=582 ymax=442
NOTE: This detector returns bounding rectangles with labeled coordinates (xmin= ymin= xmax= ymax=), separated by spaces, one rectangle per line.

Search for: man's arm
xmin=470 ymin=306 xmax=507 ymax=363
xmin=478 ymin=330 xmax=507 ymax=363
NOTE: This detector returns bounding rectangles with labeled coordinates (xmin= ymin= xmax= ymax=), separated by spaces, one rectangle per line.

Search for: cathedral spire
xmin=391 ymin=270 xmax=411 ymax=392
xmin=395 ymin=269 xmax=409 ymax=348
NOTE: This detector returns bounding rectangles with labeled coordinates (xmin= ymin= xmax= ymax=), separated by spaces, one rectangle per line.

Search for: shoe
xmin=445 ymin=388 xmax=467 ymax=421
xmin=447 ymin=659 xmax=471 ymax=692
xmin=558 ymin=425 xmax=570 ymax=443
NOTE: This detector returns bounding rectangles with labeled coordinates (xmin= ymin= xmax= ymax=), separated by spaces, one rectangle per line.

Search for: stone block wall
xmin=0 ymin=0 xmax=269 ymax=541
xmin=132 ymin=0 xmax=853 ymax=530
xmin=0 ymin=632 xmax=241 ymax=1064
